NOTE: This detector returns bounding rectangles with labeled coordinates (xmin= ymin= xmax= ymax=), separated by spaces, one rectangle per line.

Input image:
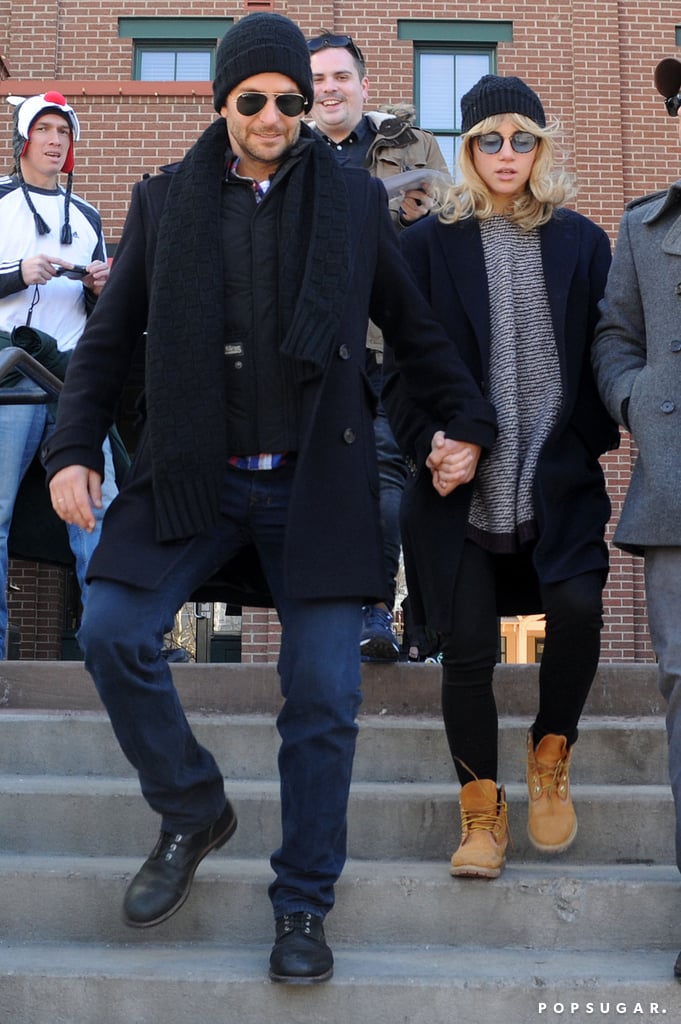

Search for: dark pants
xmin=366 ymin=351 xmax=408 ymax=609
xmin=645 ymin=547 xmax=681 ymax=873
xmin=78 ymin=462 xmax=363 ymax=918
xmin=440 ymin=540 xmax=604 ymax=785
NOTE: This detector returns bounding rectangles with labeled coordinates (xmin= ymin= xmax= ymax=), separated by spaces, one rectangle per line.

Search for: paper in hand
xmin=381 ymin=168 xmax=451 ymax=199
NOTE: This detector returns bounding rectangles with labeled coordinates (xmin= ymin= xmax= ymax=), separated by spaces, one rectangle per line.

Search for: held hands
xmin=49 ymin=465 xmax=102 ymax=533
xmin=427 ymin=431 xmax=481 ymax=496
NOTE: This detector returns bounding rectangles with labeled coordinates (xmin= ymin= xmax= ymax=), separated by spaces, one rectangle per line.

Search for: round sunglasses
xmin=475 ymin=131 xmax=538 ymax=154
xmin=235 ymin=92 xmax=307 ymax=118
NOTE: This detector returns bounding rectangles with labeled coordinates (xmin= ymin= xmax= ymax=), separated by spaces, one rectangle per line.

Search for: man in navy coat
xmin=43 ymin=12 xmax=496 ymax=983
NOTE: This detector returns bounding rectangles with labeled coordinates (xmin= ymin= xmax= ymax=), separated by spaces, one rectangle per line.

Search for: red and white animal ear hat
xmin=7 ymin=91 xmax=81 ymax=242
xmin=8 ymin=90 xmax=80 ymax=173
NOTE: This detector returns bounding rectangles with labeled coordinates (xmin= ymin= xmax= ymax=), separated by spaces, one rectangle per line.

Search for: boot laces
xmin=150 ymin=831 xmax=186 ymax=863
xmin=460 ymin=793 xmax=512 ymax=846
xmin=462 ymin=806 xmax=504 ymax=833
xmin=281 ymin=912 xmax=314 ymax=936
xmin=533 ymin=755 xmax=569 ymax=799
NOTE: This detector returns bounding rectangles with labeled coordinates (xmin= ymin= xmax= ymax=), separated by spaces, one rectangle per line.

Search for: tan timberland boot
xmin=526 ymin=732 xmax=577 ymax=853
xmin=450 ymin=779 xmax=509 ymax=879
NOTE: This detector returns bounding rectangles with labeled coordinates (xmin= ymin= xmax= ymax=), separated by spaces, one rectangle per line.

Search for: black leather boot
xmin=123 ymin=800 xmax=237 ymax=927
xmin=269 ymin=911 xmax=333 ymax=983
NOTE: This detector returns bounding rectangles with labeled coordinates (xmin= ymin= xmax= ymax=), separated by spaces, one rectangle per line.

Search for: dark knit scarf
xmin=145 ymin=119 xmax=352 ymax=541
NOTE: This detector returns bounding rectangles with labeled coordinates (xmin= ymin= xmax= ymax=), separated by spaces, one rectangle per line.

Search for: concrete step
xmin=0 ymin=660 xmax=677 ymax=1024
xmin=0 ymin=774 xmax=674 ymax=863
xmin=0 ymin=660 xmax=664 ymax=717
xmin=0 ymin=711 xmax=669 ymax=784
xmin=1 ymin=941 xmax=679 ymax=1024
xmin=1 ymin=854 xmax=679 ymax=952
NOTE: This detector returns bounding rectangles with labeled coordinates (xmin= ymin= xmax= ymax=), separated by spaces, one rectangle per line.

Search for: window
xmin=416 ymin=48 xmax=494 ymax=172
xmin=398 ymin=21 xmax=513 ymax=174
xmin=136 ymin=45 xmax=213 ymax=82
xmin=119 ymin=18 xmax=232 ymax=82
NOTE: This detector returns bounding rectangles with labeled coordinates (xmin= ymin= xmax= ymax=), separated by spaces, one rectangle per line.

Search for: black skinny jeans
xmin=440 ymin=540 xmax=604 ymax=786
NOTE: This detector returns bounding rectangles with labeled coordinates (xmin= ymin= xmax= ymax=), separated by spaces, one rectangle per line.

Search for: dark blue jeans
xmin=78 ymin=462 xmax=363 ymax=919
xmin=0 ymin=382 xmax=117 ymax=659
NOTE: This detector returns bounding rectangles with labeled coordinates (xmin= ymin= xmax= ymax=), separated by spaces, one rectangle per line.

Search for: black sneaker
xmin=123 ymin=800 xmax=237 ymax=928
xmin=360 ymin=605 xmax=400 ymax=662
xmin=269 ymin=912 xmax=334 ymax=984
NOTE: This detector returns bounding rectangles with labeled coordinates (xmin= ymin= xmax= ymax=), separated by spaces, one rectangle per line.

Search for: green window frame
xmin=134 ymin=44 xmax=214 ymax=82
xmin=118 ymin=18 xmax=232 ymax=82
xmin=398 ymin=21 xmax=513 ymax=174
xmin=415 ymin=46 xmax=495 ymax=172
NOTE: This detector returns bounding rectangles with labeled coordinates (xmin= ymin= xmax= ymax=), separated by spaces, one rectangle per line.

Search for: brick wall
xmin=3 ymin=0 xmax=677 ymax=663
xmin=6 ymin=561 xmax=65 ymax=659
xmin=241 ymin=608 xmax=283 ymax=663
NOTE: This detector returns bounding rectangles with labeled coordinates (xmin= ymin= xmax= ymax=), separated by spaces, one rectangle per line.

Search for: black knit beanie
xmin=460 ymin=75 xmax=545 ymax=134
xmin=213 ymin=13 xmax=314 ymax=113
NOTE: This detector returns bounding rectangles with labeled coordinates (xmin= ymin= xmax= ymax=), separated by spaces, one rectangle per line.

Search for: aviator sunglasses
xmin=235 ymin=92 xmax=307 ymax=117
xmin=475 ymin=131 xmax=538 ymax=154
xmin=307 ymin=33 xmax=366 ymax=66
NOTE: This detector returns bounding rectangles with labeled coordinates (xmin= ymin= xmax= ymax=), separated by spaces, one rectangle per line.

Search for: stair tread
xmin=0 ymin=660 xmax=665 ymax=719
xmin=0 ymin=709 xmax=667 ymax=722
xmin=0 ymin=852 xmax=677 ymax=880
xmin=1 ymin=939 xmax=678 ymax=983
xmin=5 ymin=944 xmax=679 ymax=1024
xmin=0 ymin=774 xmax=672 ymax=796
xmin=1 ymin=662 xmax=679 ymax=1024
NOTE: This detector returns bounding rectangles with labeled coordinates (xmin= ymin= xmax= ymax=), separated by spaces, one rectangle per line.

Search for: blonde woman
xmin=384 ymin=75 xmax=619 ymax=878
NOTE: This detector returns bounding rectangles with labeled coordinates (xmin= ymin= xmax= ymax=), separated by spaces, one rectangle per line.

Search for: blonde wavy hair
xmin=438 ymin=113 xmax=577 ymax=231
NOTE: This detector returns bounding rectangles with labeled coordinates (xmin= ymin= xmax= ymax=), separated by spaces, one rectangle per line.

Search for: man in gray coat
xmin=592 ymin=56 xmax=681 ymax=979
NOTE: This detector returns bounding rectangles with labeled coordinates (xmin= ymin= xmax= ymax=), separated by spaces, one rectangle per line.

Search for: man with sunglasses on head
xmin=594 ymin=57 xmax=681 ymax=981
xmin=308 ymin=31 xmax=450 ymax=665
xmin=43 ymin=13 xmax=496 ymax=984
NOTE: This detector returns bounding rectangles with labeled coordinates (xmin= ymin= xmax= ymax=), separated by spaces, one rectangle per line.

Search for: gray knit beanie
xmin=460 ymin=75 xmax=545 ymax=134
xmin=213 ymin=13 xmax=314 ymax=113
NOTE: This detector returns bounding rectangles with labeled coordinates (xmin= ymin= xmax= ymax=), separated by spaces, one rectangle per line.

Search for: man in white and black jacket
xmin=0 ymin=90 xmax=115 ymax=661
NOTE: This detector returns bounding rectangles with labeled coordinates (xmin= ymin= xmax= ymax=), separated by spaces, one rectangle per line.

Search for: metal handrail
xmin=0 ymin=348 xmax=62 ymax=402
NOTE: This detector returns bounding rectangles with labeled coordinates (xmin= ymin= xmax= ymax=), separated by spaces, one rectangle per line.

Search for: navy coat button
xmin=661 ymin=400 xmax=675 ymax=413
xmin=338 ymin=344 xmax=351 ymax=360
xmin=671 ymin=340 xmax=681 ymax=352
xmin=343 ymin=428 xmax=356 ymax=444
